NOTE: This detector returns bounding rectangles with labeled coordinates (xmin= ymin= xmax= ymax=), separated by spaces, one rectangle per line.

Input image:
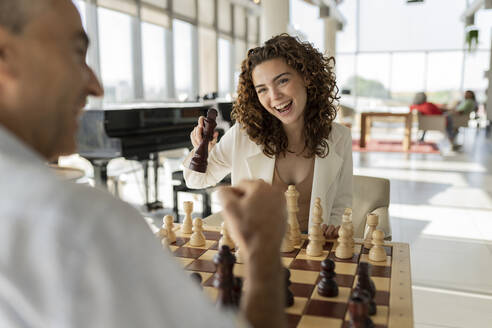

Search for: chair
xmin=352 ymin=175 xmax=391 ymax=240
xmin=415 ymin=112 xmax=446 ymax=141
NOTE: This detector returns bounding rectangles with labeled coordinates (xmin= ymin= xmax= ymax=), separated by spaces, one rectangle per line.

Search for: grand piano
xmin=76 ymin=102 xmax=214 ymax=210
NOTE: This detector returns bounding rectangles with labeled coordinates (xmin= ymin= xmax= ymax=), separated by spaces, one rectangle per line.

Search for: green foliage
xmin=342 ymin=75 xmax=390 ymax=99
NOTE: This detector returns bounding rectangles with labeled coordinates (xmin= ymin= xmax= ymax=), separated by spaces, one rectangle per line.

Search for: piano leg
xmin=143 ymin=154 xmax=163 ymax=212
xmin=91 ymin=159 xmax=110 ymax=190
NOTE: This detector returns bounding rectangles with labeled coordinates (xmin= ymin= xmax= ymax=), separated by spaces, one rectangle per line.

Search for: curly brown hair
xmin=232 ymin=33 xmax=339 ymax=158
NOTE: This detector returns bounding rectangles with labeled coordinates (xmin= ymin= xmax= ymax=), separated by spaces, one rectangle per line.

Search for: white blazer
xmin=183 ymin=123 xmax=353 ymax=227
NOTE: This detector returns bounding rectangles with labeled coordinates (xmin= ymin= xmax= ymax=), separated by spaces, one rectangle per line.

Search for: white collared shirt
xmin=0 ymin=125 xmax=242 ymax=328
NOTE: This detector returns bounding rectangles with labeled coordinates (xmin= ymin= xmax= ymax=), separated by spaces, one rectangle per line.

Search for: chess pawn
xmin=219 ymin=220 xmax=235 ymax=250
xmin=280 ymin=220 xmax=295 ymax=253
xmin=190 ymin=217 xmax=206 ymax=247
xmin=306 ymin=224 xmax=324 ymax=257
xmin=364 ymin=213 xmax=379 ymax=250
xmin=157 ymin=228 xmax=169 ymax=248
xmin=317 ymin=258 xmax=339 ymax=297
xmin=285 ymin=185 xmax=302 ymax=246
xmin=181 ymin=201 xmax=193 ymax=234
xmin=190 ymin=272 xmax=203 ymax=289
xmin=189 ymin=108 xmax=218 ymax=173
xmin=368 ymin=230 xmax=387 ymax=262
xmin=335 ymin=225 xmax=353 ymax=259
xmin=163 ymin=215 xmax=176 ymax=244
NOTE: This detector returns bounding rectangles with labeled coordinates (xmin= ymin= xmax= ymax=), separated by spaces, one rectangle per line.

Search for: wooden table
xmin=360 ymin=112 xmax=412 ymax=151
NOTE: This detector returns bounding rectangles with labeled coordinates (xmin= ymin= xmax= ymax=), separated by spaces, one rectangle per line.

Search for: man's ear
xmin=0 ymin=28 xmax=18 ymax=83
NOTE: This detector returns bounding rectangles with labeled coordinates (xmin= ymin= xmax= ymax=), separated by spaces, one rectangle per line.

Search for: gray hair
xmin=413 ymin=92 xmax=427 ymax=105
xmin=0 ymin=0 xmax=49 ymax=34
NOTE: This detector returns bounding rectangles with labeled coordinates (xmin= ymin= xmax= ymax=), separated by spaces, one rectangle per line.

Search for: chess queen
xmin=184 ymin=34 xmax=353 ymax=236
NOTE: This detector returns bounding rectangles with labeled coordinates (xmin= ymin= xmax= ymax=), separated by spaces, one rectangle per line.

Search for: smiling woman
xmin=184 ymin=34 xmax=353 ymax=235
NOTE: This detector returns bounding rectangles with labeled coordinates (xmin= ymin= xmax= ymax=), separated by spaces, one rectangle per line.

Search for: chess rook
xmin=181 ymin=201 xmax=193 ymax=234
xmin=189 ymin=107 xmax=218 ymax=173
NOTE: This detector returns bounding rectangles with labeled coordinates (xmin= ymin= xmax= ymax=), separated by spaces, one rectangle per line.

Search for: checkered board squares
xmin=169 ymin=225 xmax=397 ymax=328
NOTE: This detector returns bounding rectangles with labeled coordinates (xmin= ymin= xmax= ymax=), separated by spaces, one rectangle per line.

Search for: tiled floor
xmin=62 ymin=124 xmax=492 ymax=327
xmin=353 ymin=126 xmax=492 ymax=328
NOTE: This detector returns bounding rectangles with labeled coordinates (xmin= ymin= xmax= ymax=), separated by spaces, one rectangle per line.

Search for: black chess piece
xmin=317 ymin=258 xmax=339 ymax=297
xmin=285 ymin=267 xmax=294 ymax=307
xmin=354 ymin=262 xmax=377 ymax=315
xmin=190 ymin=272 xmax=203 ymax=289
xmin=189 ymin=107 xmax=218 ymax=173
xmin=213 ymin=245 xmax=236 ymax=308
xmin=232 ymin=276 xmax=243 ymax=307
xmin=348 ymin=289 xmax=375 ymax=328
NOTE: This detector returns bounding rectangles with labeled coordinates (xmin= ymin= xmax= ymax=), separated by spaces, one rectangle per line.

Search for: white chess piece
xmin=364 ymin=213 xmax=379 ymax=249
xmin=335 ymin=225 xmax=353 ymax=259
xmin=219 ymin=220 xmax=235 ymax=250
xmin=342 ymin=208 xmax=354 ymax=249
xmin=189 ymin=217 xmax=206 ymax=247
xmin=235 ymin=245 xmax=244 ymax=263
xmin=312 ymin=198 xmax=326 ymax=243
xmin=285 ymin=185 xmax=302 ymax=246
xmin=306 ymin=224 xmax=324 ymax=257
xmin=181 ymin=201 xmax=193 ymax=234
xmin=369 ymin=229 xmax=387 ymax=262
xmin=163 ymin=215 xmax=176 ymax=244
xmin=157 ymin=228 xmax=169 ymax=248
xmin=280 ymin=221 xmax=294 ymax=253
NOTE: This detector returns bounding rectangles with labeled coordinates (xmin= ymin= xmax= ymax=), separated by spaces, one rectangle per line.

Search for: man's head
xmin=0 ymin=0 xmax=103 ymax=160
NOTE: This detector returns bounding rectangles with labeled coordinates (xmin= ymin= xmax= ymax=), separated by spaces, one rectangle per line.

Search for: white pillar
xmin=260 ymin=0 xmax=290 ymax=43
xmin=323 ymin=17 xmax=338 ymax=59
xmin=486 ymin=38 xmax=492 ymax=127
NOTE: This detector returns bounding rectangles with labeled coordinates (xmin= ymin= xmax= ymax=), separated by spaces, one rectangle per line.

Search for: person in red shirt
xmin=410 ymin=92 xmax=449 ymax=142
xmin=410 ymin=92 xmax=443 ymax=115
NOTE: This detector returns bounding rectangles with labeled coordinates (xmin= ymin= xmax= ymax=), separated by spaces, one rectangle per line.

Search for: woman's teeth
xmin=275 ymin=101 xmax=292 ymax=112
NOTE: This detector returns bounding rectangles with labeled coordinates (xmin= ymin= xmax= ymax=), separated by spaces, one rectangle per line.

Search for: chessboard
xmin=167 ymin=224 xmax=413 ymax=328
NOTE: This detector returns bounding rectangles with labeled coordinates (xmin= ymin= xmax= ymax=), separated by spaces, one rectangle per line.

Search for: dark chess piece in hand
xmin=232 ymin=276 xmax=243 ymax=307
xmin=190 ymin=272 xmax=203 ymax=289
xmin=189 ymin=107 xmax=218 ymax=173
xmin=213 ymin=245 xmax=237 ymax=308
xmin=354 ymin=262 xmax=377 ymax=315
xmin=317 ymin=258 xmax=339 ymax=297
xmin=285 ymin=267 xmax=294 ymax=307
xmin=348 ymin=289 xmax=375 ymax=328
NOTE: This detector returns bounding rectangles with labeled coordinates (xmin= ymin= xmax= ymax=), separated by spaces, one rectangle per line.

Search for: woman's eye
xmin=279 ymin=78 xmax=289 ymax=84
xmin=257 ymin=88 xmax=266 ymax=94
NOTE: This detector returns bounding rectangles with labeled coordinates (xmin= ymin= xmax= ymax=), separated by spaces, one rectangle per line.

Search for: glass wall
xmin=336 ymin=0 xmax=491 ymax=110
xmin=218 ymin=37 xmax=232 ymax=98
xmin=98 ymin=7 xmax=134 ymax=103
xmin=173 ymin=19 xmax=194 ymax=101
xmin=142 ymin=22 xmax=167 ymax=100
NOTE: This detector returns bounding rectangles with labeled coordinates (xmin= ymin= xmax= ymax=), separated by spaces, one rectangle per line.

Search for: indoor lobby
xmin=3 ymin=0 xmax=492 ymax=327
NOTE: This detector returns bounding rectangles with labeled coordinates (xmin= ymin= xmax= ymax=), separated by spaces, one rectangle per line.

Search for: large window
xmin=218 ymin=37 xmax=232 ymax=98
xmin=142 ymin=22 xmax=167 ymax=100
xmin=98 ymin=7 xmax=134 ymax=103
xmin=426 ymin=51 xmax=463 ymax=104
xmin=289 ymin=0 xmax=324 ymax=52
xmin=391 ymin=53 xmax=426 ymax=103
xmin=173 ymin=19 xmax=194 ymax=101
xmin=74 ymin=0 xmax=86 ymax=28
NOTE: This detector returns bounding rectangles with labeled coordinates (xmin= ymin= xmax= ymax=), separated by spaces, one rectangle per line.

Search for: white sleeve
xmin=329 ymin=128 xmax=353 ymax=226
xmin=70 ymin=196 xmax=242 ymax=328
xmin=183 ymin=124 xmax=237 ymax=189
